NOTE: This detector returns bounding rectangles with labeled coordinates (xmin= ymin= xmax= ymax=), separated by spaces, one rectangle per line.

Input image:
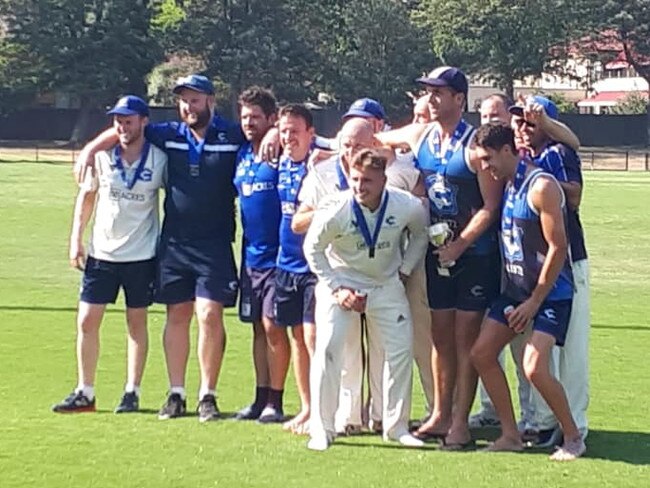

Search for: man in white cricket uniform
xmin=52 ymin=96 xmax=167 ymax=414
xmin=303 ymin=149 xmax=428 ymax=450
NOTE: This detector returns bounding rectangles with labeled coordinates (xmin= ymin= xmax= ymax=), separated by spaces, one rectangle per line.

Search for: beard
xmin=182 ymin=102 xmax=212 ymax=130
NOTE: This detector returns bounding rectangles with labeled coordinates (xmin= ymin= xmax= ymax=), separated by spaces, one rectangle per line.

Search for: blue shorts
xmin=80 ymin=256 xmax=155 ymax=308
xmin=239 ymin=267 xmax=276 ymax=323
xmin=155 ymin=239 xmax=238 ymax=306
xmin=488 ymin=294 xmax=572 ymax=346
xmin=274 ymin=269 xmax=317 ymax=327
xmin=425 ymin=250 xmax=500 ymax=311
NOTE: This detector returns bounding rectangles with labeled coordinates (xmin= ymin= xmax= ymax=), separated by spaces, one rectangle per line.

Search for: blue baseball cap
xmin=343 ymin=98 xmax=386 ymax=120
xmin=508 ymin=95 xmax=558 ymax=120
xmin=173 ymin=74 xmax=215 ymax=95
xmin=416 ymin=66 xmax=468 ymax=95
xmin=106 ymin=95 xmax=149 ymax=117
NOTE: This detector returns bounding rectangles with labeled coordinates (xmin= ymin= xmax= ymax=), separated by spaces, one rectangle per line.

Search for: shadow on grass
xmin=0 ymin=305 xmax=239 ymax=318
xmin=591 ymin=323 xmax=650 ymax=332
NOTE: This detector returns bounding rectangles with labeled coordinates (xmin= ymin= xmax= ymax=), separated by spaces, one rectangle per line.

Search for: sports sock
xmin=76 ymin=384 xmax=95 ymax=401
xmin=170 ymin=386 xmax=186 ymax=400
xmin=124 ymin=383 xmax=140 ymax=396
xmin=199 ymin=387 xmax=216 ymax=400
xmin=254 ymin=386 xmax=270 ymax=409
xmin=267 ymin=388 xmax=284 ymax=411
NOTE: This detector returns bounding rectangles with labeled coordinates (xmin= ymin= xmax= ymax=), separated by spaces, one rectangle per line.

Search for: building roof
xmin=578 ymin=90 xmax=648 ymax=107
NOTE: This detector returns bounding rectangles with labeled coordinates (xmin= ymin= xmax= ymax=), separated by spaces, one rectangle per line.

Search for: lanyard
xmin=431 ymin=119 xmax=468 ymax=173
xmin=502 ymin=160 xmax=529 ymax=236
xmin=351 ymin=192 xmax=390 ymax=258
xmin=183 ymin=124 xmax=206 ymax=176
xmin=278 ymin=157 xmax=307 ymax=204
xmin=336 ymin=158 xmax=349 ymax=190
xmin=113 ymin=142 xmax=150 ymax=190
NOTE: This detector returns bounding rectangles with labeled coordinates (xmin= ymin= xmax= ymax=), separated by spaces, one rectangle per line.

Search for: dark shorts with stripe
xmin=239 ymin=266 xmax=276 ymax=323
xmin=425 ymin=250 xmax=500 ymax=312
xmin=80 ymin=256 xmax=155 ymax=308
xmin=274 ymin=269 xmax=317 ymax=327
xmin=155 ymin=239 xmax=238 ymax=306
xmin=488 ymin=294 xmax=572 ymax=346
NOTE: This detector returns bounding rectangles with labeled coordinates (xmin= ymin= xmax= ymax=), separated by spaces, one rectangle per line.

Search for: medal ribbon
xmin=351 ymin=192 xmax=390 ymax=258
xmin=113 ymin=142 xmax=150 ymax=190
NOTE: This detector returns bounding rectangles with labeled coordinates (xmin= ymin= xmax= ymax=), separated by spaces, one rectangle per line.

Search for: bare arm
xmin=291 ymin=203 xmax=315 ymax=234
xmin=73 ymin=128 xmax=119 ymax=183
xmin=374 ymin=123 xmax=430 ymax=153
xmin=541 ymin=117 xmax=580 ymax=151
xmin=69 ymin=183 xmax=97 ymax=270
xmin=436 ymin=155 xmax=503 ymax=265
xmin=508 ymin=177 xmax=568 ymax=332
xmin=558 ymin=180 xmax=582 ymax=210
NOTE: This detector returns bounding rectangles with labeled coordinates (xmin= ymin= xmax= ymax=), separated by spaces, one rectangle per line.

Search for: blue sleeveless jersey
xmin=501 ymin=168 xmax=573 ymax=302
xmin=276 ymin=155 xmax=310 ymax=274
xmin=416 ymin=121 xmax=497 ymax=255
xmin=233 ymin=142 xmax=281 ymax=269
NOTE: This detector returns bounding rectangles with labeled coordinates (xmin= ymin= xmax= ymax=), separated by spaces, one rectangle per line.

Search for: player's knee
xmin=523 ymin=354 xmax=547 ymax=385
xmin=470 ymin=342 xmax=493 ymax=371
xmin=196 ymin=306 xmax=224 ymax=331
xmin=265 ymin=324 xmax=288 ymax=346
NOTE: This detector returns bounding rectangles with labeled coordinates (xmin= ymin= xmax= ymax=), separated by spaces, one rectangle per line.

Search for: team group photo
xmin=0 ymin=1 xmax=648 ymax=487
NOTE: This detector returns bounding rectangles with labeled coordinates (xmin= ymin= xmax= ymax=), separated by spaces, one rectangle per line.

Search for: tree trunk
xmin=505 ymin=78 xmax=515 ymax=103
xmin=69 ymin=96 xmax=94 ymax=148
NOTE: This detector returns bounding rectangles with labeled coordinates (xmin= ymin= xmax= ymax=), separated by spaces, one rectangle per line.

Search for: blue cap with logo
xmin=508 ymin=95 xmax=559 ymax=120
xmin=416 ymin=66 xmax=468 ymax=95
xmin=173 ymin=74 xmax=215 ymax=95
xmin=106 ymin=95 xmax=149 ymax=117
xmin=343 ymin=98 xmax=386 ymax=120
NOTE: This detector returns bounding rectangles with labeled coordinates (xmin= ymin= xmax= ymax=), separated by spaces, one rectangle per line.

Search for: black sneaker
xmin=158 ymin=393 xmax=186 ymax=420
xmin=197 ymin=394 xmax=221 ymax=423
xmin=52 ymin=391 xmax=96 ymax=413
xmin=115 ymin=392 xmax=139 ymax=414
xmin=234 ymin=403 xmax=263 ymax=420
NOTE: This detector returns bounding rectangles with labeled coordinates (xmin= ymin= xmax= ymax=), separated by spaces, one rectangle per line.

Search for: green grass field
xmin=0 ymin=162 xmax=648 ymax=487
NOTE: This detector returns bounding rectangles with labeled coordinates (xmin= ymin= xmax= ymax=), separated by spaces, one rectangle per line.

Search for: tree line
xmin=0 ymin=0 xmax=648 ymax=141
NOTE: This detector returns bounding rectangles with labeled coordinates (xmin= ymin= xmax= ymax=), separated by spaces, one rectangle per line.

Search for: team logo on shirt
xmin=502 ymin=223 xmax=524 ymax=262
xmin=427 ymin=174 xmax=458 ymax=216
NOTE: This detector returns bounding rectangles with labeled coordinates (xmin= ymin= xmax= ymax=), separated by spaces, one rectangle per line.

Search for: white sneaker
xmin=307 ymin=432 xmax=334 ymax=452
xmin=395 ymin=433 xmax=425 ymax=448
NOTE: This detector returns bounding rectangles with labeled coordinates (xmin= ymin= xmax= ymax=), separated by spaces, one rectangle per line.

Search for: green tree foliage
xmin=611 ymin=92 xmax=649 ymax=115
xmin=0 ymin=0 xmax=163 ymax=142
xmin=413 ymin=0 xmax=577 ymax=99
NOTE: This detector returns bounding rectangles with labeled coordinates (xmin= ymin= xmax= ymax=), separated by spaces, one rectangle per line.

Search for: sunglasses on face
xmin=514 ymin=118 xmax=536 ymax=128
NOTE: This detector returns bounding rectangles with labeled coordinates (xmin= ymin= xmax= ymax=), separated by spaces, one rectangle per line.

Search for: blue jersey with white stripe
xmin=501 ymin=168 xmax=573 ymax=302
xmin=145 ymin=116 xmax=244 ymax=243
xmin=533 ymin=143 xmax=587 ymax=262
xmin=416 ymin=122 xmax=498 ymax=255
xmin=234 ymin=142 xmax=280 ymax=269
xmin=276 ymin=155 xmax=310 ymax=273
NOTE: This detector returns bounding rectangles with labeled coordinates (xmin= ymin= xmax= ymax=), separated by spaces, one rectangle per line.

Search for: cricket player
xmin=471 ymin=122 xmax=585 ymax=461
xmin=52 ymin=96 xmax=166 ymax=414
xmin=303 ymin=149 xmax=429 ymax=451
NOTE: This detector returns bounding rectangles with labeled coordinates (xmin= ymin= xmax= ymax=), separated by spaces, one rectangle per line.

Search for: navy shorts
xmin=488 ymin=294 xmax=572 ymax=346
xmin=425 ymin=250 xmax=500 ymax=311
xmin=155 ymin=239 xmax=238 ymax=306
xmin=80 ymin=256 xmax=155 ymax=308
xmin=274 ymin=269 xmax=317 ymax=327
xmin=239 ymin=266 xmax=276 ymax=323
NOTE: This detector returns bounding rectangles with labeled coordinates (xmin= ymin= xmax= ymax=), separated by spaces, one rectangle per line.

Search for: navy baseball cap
xmin=509 ymin=96 xmax=558 ymax=120
xmin=173 ymin=74 xmax=215 ymax=95
xmin=416 ymin=66 xmax=468 ymax=95
xmin=106 ymin=95 xmax=149 ymax=117
xmin=343 ymin=98 xmax=386 ymax=120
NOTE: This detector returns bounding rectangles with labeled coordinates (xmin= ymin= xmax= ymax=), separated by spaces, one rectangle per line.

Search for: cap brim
xmin=508 ymin=106 xmax=524 ymax=116
xmin=415 ymin=77 xmax=449 ymax=87
xmin=342 ymin=109 xmax=380 ymax=120
xmin=107 ymin=108 xmax=143 ymax=116
xmin=173 ymin=84 xmax=213 ymax=95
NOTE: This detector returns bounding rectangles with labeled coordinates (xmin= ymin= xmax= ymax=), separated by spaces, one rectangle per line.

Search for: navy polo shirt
xmin=145 ymin=115 xmax=245 ymax=244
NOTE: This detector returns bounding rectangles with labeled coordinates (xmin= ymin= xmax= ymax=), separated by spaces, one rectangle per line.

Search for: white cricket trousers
xmin=368 ymin=259 xmax=433 ymax=423
xmin=310 ymin=279 xmax=414 ymax=441
xmin=534 ymin=259 xmax=590 ymax=435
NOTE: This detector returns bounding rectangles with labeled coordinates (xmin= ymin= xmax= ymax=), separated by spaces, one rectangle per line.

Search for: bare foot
xmin=413 ymin=415 xmax=451 ymax=439
xmin=441 ymin=428 xmax=473 ymax=450
xmin=282 ymin=410 xmax=310 ymax=435
xmin=482 ymin=436 xmax=524 ymax=452
xmin=550 ymin=437 xmax=586 ymax=461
